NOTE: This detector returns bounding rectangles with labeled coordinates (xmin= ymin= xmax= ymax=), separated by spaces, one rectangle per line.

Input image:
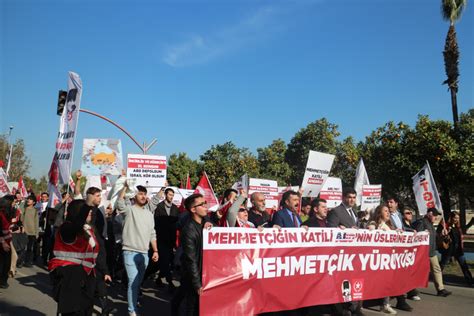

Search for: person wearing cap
xmin=416 ymin=207 xmax=452 ymax=297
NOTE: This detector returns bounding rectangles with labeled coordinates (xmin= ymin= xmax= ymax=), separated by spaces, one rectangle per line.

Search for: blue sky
xmin=1 ymin=0 xmax=472 ymax=179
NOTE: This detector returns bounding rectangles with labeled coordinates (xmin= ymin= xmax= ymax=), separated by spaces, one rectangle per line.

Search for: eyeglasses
xmin=404 ymin=212 xmax=412 ymax=215
xmin=193 ymin=201 xmax=207 ymax=208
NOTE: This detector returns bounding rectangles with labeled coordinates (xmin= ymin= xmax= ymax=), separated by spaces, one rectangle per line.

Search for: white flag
xmin=412 ymin=162 xmax=443 ymax=215
xmin=354 ymin=158 xmax=370 ymax=206
xmin=49 ymin=72 xmax=82 ymax=186
xmin=0 ymin=168 xmax=11 ymax=197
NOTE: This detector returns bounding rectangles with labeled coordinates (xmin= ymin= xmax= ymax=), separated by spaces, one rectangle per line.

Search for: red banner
xmin=201 ymin=228 xmax=430 ymax=315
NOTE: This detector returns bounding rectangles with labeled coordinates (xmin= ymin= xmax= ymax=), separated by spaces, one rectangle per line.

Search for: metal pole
xmin=79 ymin=108 xmax=145 ymax=153
xmin=5 ymin=126 xmax=14 ymax=178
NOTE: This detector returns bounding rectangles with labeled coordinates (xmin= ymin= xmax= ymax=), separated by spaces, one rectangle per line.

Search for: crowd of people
xmin=0 ymin=172 xmax=473 ymax=316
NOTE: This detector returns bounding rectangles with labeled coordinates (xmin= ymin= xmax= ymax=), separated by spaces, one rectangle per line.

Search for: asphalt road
xmin=0 ymin=263 xmax=473 ymax=316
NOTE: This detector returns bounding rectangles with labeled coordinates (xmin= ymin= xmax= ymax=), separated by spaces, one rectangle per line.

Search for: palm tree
xmin=441 ymin=0 xmax=467 ymax=129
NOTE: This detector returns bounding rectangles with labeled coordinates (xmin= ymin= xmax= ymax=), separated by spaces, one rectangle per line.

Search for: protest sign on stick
xmin=319 ymin=177 xmax=343 ymax=208
xmin=127 ymin=154 xmax=167 ymax=188
xmin=301 ymin=151 xmax=335 ymax=197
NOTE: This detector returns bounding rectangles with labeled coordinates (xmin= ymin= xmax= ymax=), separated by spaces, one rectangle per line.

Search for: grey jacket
xmin=327 ymin=204 xmax=357 ymax=228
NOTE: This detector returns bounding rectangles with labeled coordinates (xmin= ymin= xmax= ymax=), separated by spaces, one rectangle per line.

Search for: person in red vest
xmin=48 ymin=199 xmax=99 ymax=316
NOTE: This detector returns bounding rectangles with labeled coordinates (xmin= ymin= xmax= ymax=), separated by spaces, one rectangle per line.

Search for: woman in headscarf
xmin=48 ymin=199 xmax=99 ymax=316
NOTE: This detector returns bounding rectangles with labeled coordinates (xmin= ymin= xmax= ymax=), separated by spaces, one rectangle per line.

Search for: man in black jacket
xmin=154 ymin=188 xmax=179 ymax=290
xmin=303 ymin=198 xmax=328 ymax=227
xmin=416 ymin=207 xmax=451 ymax=297
xmin=180 ymin=193 xmax=208 ymax=316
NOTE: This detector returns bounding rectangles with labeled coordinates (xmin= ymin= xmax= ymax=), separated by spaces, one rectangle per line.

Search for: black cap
xmin=427 ymin=207 xmax=441 ymax=216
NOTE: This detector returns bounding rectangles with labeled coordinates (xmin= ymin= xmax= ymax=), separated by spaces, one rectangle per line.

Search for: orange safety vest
xmin=48 ymin=227 xmax=99 ymax=275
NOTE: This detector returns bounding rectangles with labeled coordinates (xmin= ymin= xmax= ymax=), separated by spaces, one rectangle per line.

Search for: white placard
xmin=301 ymin=151 xmax=335 ymax=197
xmin=319 ymin=177 xmax=343 ymax=208
xmin=127 ymin=154 xmax=167 ymax=187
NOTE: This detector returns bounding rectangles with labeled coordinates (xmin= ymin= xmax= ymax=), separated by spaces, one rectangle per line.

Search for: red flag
xmin=186 ymin=173 xmax=192 ymax=190
xmin=69 ymin=176 xmax=76 ymax=192
xmin=194 ymin=172 xmax=219 ymax=211
xmin=18 ymin=176 xmax=28 ymax=197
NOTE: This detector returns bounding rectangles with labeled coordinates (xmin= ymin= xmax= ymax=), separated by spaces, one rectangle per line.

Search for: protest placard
xmin=127 ymin=154 xmax=167 ymax=187
xmin=301 ymin=151 xmax=335 ymax=197
xmin=319 ymin=177 xmax=343 ymax=208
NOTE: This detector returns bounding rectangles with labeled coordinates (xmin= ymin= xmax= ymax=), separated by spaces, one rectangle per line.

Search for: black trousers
xmin=0 ymin=248 xmax=12 ymax=285
xmin=182 ymin=281 xmax=199 ymax=316
xmin=158 ymin=243 xmax=174 ymax=281
xmin=26 ymin=235 xmax=36 ymax=264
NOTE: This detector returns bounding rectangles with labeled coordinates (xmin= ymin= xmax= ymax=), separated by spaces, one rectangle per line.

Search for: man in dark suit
xmin=303 ymin=198 xmax=328 ymax=227
xmin=154 ymin=188 xmax=179 ymax=290
xmin=327 ymin=187 xmax=358 ymax=229
xmin=328 ymin=187 xmax=364 ymax=316
xmin=272 ymin=190 xmax=303 ymax=228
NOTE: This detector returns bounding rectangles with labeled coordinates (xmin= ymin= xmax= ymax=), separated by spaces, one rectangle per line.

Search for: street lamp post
xmin=78 ymin=108 xmax=157 ymax=154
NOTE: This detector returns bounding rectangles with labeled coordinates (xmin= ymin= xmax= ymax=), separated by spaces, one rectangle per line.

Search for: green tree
xmin=200 ymin=142 xmax=259 ymax=195
xmin=167 ymin=153 xmax=201 ymax=188
xmin=257 ymin=139 xmax=292 ymax=185
xmin=285 ymin=118 xmax=340 ymax=185
xmin=407 ymin=115 xmax=460 ymax=214
xmin=0 ymin=135 xmax=31 ymax=181
xmin=441 ymin=0 xmax=467 ymax=128
xmin=332 ymin=137 xmax=360 ymax=187
xmin=360 ymin=121 xmax=415 ymax=204
xmin=24 ymin=175 xmax=48 ymax=194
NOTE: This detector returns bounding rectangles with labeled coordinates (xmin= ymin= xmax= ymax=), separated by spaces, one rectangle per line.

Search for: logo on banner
xmin=66 ymin=89 xmax=78 ymax=121
xmin=341 ymin=280 xmax=352 ymax=302
xmin=352 ymin=279 xmax=364 ymax=300
xmin=335 ymin=232 xmax=355 ymax=242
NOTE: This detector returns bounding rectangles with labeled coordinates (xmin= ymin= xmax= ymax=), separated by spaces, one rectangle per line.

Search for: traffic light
xmin=57 ymin=90 xmax=67 ymax=116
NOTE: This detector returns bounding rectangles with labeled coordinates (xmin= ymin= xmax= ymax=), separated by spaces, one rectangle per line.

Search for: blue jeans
xmin=123 ymin=250 xmax=149 ymax=313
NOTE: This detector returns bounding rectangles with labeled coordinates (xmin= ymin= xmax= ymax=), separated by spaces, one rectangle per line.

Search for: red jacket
xmin=48 ymin=227 xmax=99 ymax=275
xmin=0 ymin=212 xmax=12 ymax=246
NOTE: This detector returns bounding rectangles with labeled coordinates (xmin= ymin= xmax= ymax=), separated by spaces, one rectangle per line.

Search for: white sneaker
xmin=409 ymin=295 xmax=421 ymax=301
xmin=381 ymin=304 xmax=397 ymax=314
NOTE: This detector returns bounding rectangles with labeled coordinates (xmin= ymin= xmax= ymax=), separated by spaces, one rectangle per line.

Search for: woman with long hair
xmin=439 ymin=211 xmax=473 ymax=286
xmin=369 ymin=204 xmax=397 ymax=314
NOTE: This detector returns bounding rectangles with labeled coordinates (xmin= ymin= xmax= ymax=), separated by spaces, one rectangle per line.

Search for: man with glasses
xmin=402 ymin=208 xmax=416 ymax=232
xmin=180 ymin=193 xmax=209 ymax=315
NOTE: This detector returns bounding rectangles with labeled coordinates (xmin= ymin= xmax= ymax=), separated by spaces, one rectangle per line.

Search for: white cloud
xmin=162 ymin=6 xmax=282 ymax=67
